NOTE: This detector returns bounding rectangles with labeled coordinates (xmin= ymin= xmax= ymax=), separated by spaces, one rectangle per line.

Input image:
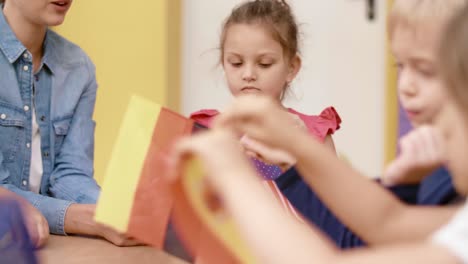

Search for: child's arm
xmin=172 ymin=130 xmax=460 ymax=264
xmin=292 ymin=129 xmax=458 ymax=244
xmin=216 ymin=95 xmax=458 ymax=245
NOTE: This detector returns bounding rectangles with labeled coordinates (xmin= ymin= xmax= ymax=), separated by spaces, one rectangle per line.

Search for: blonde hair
xmin=439 ymin=2 xmax=468 ymax=113
xmin=388 ymin=0 xmax=467 ymax=39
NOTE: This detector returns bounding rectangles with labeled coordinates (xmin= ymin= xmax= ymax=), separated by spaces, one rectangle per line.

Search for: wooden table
xmin=38 ymin=235 xmax=189 ymax=264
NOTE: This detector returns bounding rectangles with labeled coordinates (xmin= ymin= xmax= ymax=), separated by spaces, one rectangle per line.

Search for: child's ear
xmin=286 ymin=55 xmax=301 ymax=82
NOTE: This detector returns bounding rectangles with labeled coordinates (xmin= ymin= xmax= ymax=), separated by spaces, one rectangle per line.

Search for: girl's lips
xmin=241 ymin=87 xmax=261 ymax=93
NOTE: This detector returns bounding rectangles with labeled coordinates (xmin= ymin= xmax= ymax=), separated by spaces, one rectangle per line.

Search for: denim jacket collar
xmin=41 ymin=33 xmax=57 ymax=74
xmin=0 ymin=5 xmax=27 ymax=64
xmin=0 ymin=6 xmax=55 ymax=74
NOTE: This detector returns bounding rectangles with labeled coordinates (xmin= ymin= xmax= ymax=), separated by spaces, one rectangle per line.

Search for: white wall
xmin=181 ymin=0 xmax=387 ymax=177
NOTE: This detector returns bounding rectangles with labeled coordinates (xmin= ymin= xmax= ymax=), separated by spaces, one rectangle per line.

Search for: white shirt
xmin=432 ymin=199 xmax=468 ymax=263
xmin=29 ymin=104 xmax=43 ymax=193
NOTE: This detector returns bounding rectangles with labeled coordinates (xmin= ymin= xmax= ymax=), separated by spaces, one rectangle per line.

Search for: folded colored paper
xmin=95 ymin=95 xmax=301 ymax=264
xmin=95 ymin=95 xmax=194 ymax=248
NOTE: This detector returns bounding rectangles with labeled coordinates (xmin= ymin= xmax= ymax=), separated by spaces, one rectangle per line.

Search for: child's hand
xmin=169 ymin=129 xmax=258 ymax=191
xmin=382 ymin=126 xmax=446 ymax=186
xmin=240 ymin=135 xmax=296 ymax=171
xmin=215 ymin=95 xmax=306 ymax=153
xmin=238 ymin=112 xmax=304 ymax=170
xmin=21 ymin=202 xmax=49 ymax=248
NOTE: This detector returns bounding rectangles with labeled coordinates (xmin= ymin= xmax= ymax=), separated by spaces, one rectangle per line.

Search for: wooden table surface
xmin=37 ymin=235 xmax=189 ymax=264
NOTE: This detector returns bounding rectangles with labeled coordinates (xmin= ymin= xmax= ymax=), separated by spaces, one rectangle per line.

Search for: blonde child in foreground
xmin=257 ymin=0 xmax=466 ymax=248
xmin=170 ymin=2 xmax=468 ymax=263
xmin=265 ymin=0 xmax=465 ymax=249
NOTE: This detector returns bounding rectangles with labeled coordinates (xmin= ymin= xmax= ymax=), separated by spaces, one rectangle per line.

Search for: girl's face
xmin=222 ymin=23 xmax=300 ymax=102
xmin=392 ymin=24 xmax=447 ymax=127
xmin=433 ymin=94 xmax=468 ymax=195
xmin=3 ymin=0 xmax=73 ymax=27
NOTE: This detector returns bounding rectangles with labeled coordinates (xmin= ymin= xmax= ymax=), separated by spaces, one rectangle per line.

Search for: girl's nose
xmin=242 ymin=66 xmax=257 ymax=82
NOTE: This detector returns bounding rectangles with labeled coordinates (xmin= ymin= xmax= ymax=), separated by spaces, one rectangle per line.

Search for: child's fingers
xmin=411 ymin=130 xmax=430 ymax=165
xmin=383 ymin=136 xmax=417 ymax=185
xmin=425 ymin=126 xmax=446 ymax=163
xmin=382 ymin=156 xmax=410 ymax=186
xmin=414 ymin=126 xmax=445 ymax=167
xmin=382 ymin=164 xmax=399 ymax=186
xmin=214 ymin=100 xmax=251 ymax=128
xmin=384 ymin=125 xmax=449 ymax=186
xmin=432 ymin=129 xmax=447 ymax=164
xmin=244 ymin=149 xmax=261 ymax=159
xmin=215 ymin=114 xmax=261 ymax=139
xmin=241 ymin=135 xmax=296 ymax=165
xmin=170 ymin=130 xmax=240 ymax=180
xmin=240 ymin=135 xmax=268 ymax=153
xmin=215 ymin=95 xmax=271 ymax=130
xmin=418 ymin=126 xmax=440 ymax=164
xmin=241 ymin=137 xmax=271 ymax=160
xmin=216 ymin=98 xmax=297 ymax=150
xmin=399 ymin=133 xmax=416 ymax=159
xmin=167 ymin=137 xmax=197 ymax=182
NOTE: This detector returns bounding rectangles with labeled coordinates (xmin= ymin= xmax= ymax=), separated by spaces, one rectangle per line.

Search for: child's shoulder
xmin=288 ymin=107 xmax=342 ymax=141
xmin=190 ymin=109 xmax=220 ymax=128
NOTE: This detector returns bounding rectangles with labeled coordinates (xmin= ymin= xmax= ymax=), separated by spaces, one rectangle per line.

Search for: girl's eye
xmin=259 ymin=63 xmax=272 ymax=68
xmin=231 ymin=62 xmax=242 ymax=67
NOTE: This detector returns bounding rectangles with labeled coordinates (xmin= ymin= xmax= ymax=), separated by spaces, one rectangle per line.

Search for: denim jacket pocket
xmin=0 ymin=105 xmax=26 ymax=163
xmin=52 ymin=117 xmax=72 ymax=156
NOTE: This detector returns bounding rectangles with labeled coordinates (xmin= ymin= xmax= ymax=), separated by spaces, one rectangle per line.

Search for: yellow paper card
xmin=95 ymin=96 xmax=161 ymax=232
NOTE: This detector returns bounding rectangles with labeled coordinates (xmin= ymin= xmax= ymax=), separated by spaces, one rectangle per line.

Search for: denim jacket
xmin=0 ymin=7 xmax=100 ymax=234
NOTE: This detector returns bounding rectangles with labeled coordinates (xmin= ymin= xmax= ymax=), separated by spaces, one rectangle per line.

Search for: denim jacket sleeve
xmin=0 ymin=152 xmax=72 ymax=235
xmin=48 ymin=56 xmax=101 ymax=206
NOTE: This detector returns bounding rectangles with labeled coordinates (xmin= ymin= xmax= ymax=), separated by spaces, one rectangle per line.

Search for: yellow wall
xmin=55 ymin=1 xmax=181 ymax=184
xmin=384 ymin=0 xmax=398 ymax=166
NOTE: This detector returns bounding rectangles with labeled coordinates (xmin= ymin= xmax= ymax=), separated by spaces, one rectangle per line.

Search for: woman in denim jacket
xmin=0 ymin=0 xmax=137 ymax=246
